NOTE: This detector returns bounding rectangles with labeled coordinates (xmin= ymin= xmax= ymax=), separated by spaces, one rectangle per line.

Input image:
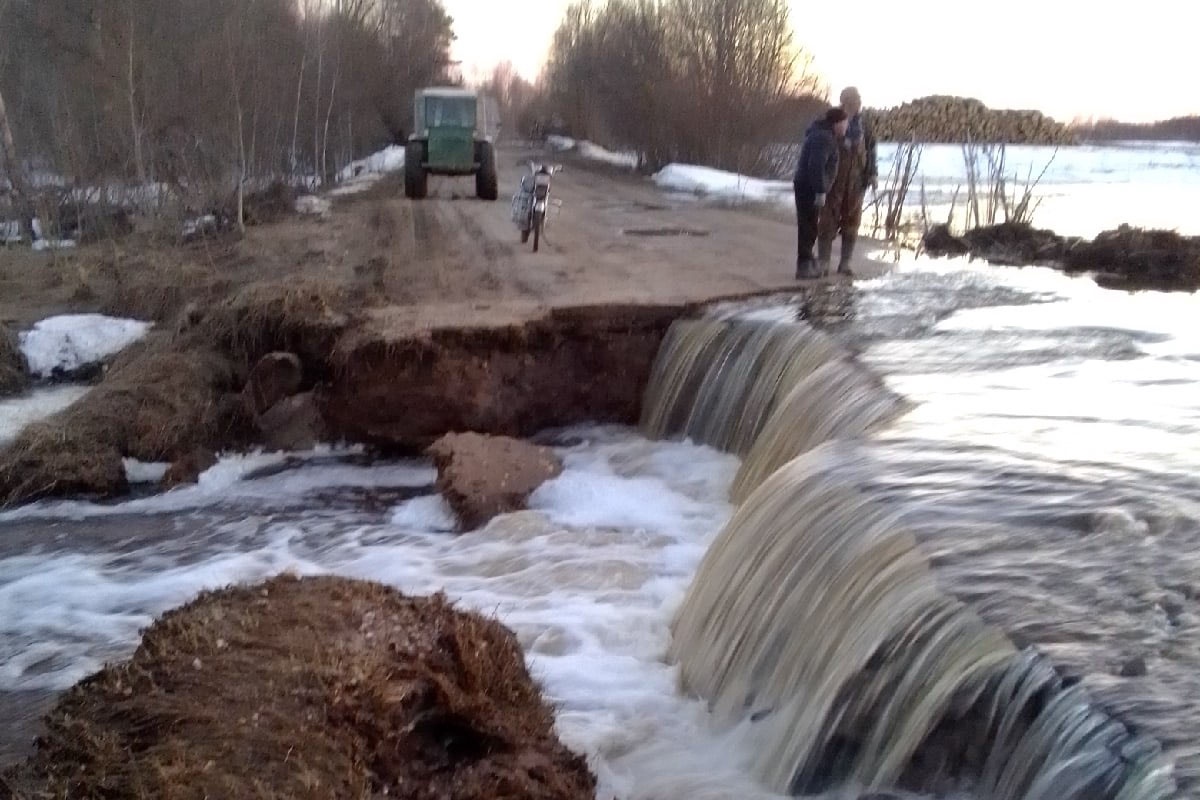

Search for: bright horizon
xmin=445 ymin=0 xmax=1198 ymax=124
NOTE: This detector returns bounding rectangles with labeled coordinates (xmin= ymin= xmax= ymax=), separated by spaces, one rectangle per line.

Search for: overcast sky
xmin=443 ymin=0 xmax=1196 ymax=123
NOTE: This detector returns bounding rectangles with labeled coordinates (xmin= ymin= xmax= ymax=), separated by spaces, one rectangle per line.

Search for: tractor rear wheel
xmin=404 ymin=141 xmax=427 ymax=199
xmin=476 ymin=142 xmax=499 ymax=201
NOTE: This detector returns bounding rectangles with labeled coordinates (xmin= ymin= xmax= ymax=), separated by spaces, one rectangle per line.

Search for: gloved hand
xmin=814 ymin=193 xmax=826 ymax=208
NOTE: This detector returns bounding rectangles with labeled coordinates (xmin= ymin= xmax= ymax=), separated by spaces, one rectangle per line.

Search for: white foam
xmin=0 ymin=426 xmax=777 ymax=800
xmin=18 ymin=314 xmax=152 ymax=378
xmin=0 ymin=539 xmax=325 ymax=691
xmin=390 ymin=494 xmax=458 ymax=532
xmin=0 ymin=445 xmax=431 ymax=522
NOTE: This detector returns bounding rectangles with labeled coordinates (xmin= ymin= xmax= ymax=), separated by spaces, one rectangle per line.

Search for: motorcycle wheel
xmin=532 ymin=210 xmax=544 ymax=253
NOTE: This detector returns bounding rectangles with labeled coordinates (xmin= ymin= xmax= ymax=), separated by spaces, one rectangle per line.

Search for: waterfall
xmin=730 ymin=359 xmax=912 ymax=503
xmin=639 ymin=319 xmax=843 ymax=456
xmin=642 ymin=315 xmax=1177 ymax=798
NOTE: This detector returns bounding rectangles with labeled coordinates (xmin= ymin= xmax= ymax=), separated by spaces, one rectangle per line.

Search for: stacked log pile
xmin=866 ymin=96 xmax=1076 ymax=145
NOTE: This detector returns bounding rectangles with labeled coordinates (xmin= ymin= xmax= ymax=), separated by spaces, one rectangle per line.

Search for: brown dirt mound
xmin=429 ymin=433 xmax=564 ymax=530
xmin=0 ymin=335 xmax=245 ymax=507
xmin=0 ymin=575 xmax=596 ymax=800
xmin=193 ymin=278 xmax=353 ymax=368
xmin=923 ymin=222 xmax=1067 ymax=266
xmin=923 ymin=222 xmax=1200 ymax=291
xmin=0 ymin=324 xmax=29 ymax=397
xmin=1063 ymin=224 xmax=1200 ymax=290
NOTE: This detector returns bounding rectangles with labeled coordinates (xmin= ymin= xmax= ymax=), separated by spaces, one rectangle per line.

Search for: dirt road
xmin=385 ymin=142 xmax=888 ymax=307
xmin=0 ymin=143 xmax=887 ymax=331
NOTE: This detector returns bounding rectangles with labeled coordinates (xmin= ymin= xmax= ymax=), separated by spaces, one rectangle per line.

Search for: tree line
xmin=0 ymin=0 xmax=456 ymax=232
xmin=541 ymin=0 xmax=824 ymax=175
xmin=1073 ymin=116 xmax=1200 ymax=143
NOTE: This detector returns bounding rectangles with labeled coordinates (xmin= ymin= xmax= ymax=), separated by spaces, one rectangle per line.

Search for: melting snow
xmin=332 ymin=145 xmax=407 ymax=196
xmin=548 ymin=135 xmax=639 ymax=169
xmin=652 ymin=164 xmax=792 ymax=205
xmin=19 ymin=314 xmax=152 ymax=378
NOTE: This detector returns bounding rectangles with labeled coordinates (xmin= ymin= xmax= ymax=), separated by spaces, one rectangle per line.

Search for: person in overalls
xmin=818 ymin=87 xmax=878 ymax=276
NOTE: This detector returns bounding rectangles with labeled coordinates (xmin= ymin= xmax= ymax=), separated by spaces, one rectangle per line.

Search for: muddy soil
xmin=0 ymin=575 xmax=596 ymax=800
xmin=0 ymin=144 xmax=888 ymax=331
xmin=923 ymin=222 xmax=1200 ymax=291
xmin=429 ymin=432 xmax=564 ymax=530
xmin=0 ymin=325 xmax=27 ymax=397
xmin=0 ymin=144 xmax=888 ymax=508
xmin=321 ymin=303 xmax=688 ymax=450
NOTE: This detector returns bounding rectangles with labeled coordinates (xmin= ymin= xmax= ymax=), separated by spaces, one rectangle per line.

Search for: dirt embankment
xmin=0 ymin=279 xmax=351 ymax=507
xmin=322 ymin=303 xmax=685 ymax=449
xmin=0 ymin=143 xmax=881 ymax=509
xmin=923 ymin=222 xmax=1200 ymax=291
xmin=0 ymin=575 xmax=596 ymax=800
xmin=0 ymin=282 xmax=698 ymax=507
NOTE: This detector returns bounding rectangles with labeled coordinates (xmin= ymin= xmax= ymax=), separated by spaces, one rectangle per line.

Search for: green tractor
xmin=404 ymin=87 xmax=500 ymax=201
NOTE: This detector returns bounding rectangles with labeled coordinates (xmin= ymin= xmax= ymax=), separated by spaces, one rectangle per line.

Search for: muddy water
xmin=733 ymin=256 xmax=1200 ymax=793
xmin=1 ymin=256 xmax=1198 ymax=797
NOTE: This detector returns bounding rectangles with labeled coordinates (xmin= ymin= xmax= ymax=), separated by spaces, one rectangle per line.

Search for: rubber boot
xmin=816 ymin=238 xmax=834 ymax=276
xmin=795 ymin=257 xmax=819 ymax=280
xmin=837 ymin=233 xmax=857 ymax=276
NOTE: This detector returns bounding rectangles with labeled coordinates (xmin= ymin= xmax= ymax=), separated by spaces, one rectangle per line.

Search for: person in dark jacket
xmin=793 ymin=107 xmax=848 ymax=280
xmin=818 ymin=86 xmax=878 ymax=276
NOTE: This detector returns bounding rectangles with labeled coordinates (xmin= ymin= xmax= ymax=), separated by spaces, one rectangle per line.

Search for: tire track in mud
xmin=438 ymin=201 xmax=517 ymax=295
xmin=410 ymin=202 xmax=440 ymax=253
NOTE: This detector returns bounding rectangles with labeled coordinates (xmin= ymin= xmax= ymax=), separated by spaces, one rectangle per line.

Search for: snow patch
xmin=652 ymin=164 xmax=792 ymax=206
xmin=578 ymin=141 xmax=639 ymax=169
xmin=1 ymin=221 xmax=22 ymax=244
xmin=546 ymin=136 xmax=639 ymax=169
xmin=2 ymin=218 xmax=79 ymax=249
xmin=19 ymin=315 xmax=152 ymax=378
xmin=332 ymin=145 xmax=407 ymax=196
xmin=31 ymin=239 xmax=77 ymax=252
xmin=181 ymin=214 xmax=218 ymax=238
xmin=295 ymin=195 xmax=331 ymax=216
xmin=123 ymin=459 xmax=171 ymax=484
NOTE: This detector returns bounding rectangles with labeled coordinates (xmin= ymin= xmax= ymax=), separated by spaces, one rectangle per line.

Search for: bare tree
xmin=0 ymin=0 xmax=33 ymax=240
xmin=545 ymin=0 xmax=821 ymax=174
xmin=0 ymin=0 xmax=456 ymax=225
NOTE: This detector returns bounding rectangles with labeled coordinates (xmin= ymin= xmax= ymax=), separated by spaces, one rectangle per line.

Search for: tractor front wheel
xmin=404 ymin=141 xmax=428 ymax=199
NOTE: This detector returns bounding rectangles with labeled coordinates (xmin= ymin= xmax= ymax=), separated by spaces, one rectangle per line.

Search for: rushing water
xmin=1 ymin=251 xmax=1198 ymax=796
xmin=0 ymin=385 xmax=91 ymax=448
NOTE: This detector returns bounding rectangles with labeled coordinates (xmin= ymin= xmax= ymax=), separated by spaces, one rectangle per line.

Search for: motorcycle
xmin=511 ymin=162 xmax=562 ymax=252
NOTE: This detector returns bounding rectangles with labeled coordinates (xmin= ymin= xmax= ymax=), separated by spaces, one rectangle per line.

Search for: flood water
xmin=4 ymin=133 xmax=1200 ymax=798
xmin=2 ymin=253 xmax=1196 ymax=796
